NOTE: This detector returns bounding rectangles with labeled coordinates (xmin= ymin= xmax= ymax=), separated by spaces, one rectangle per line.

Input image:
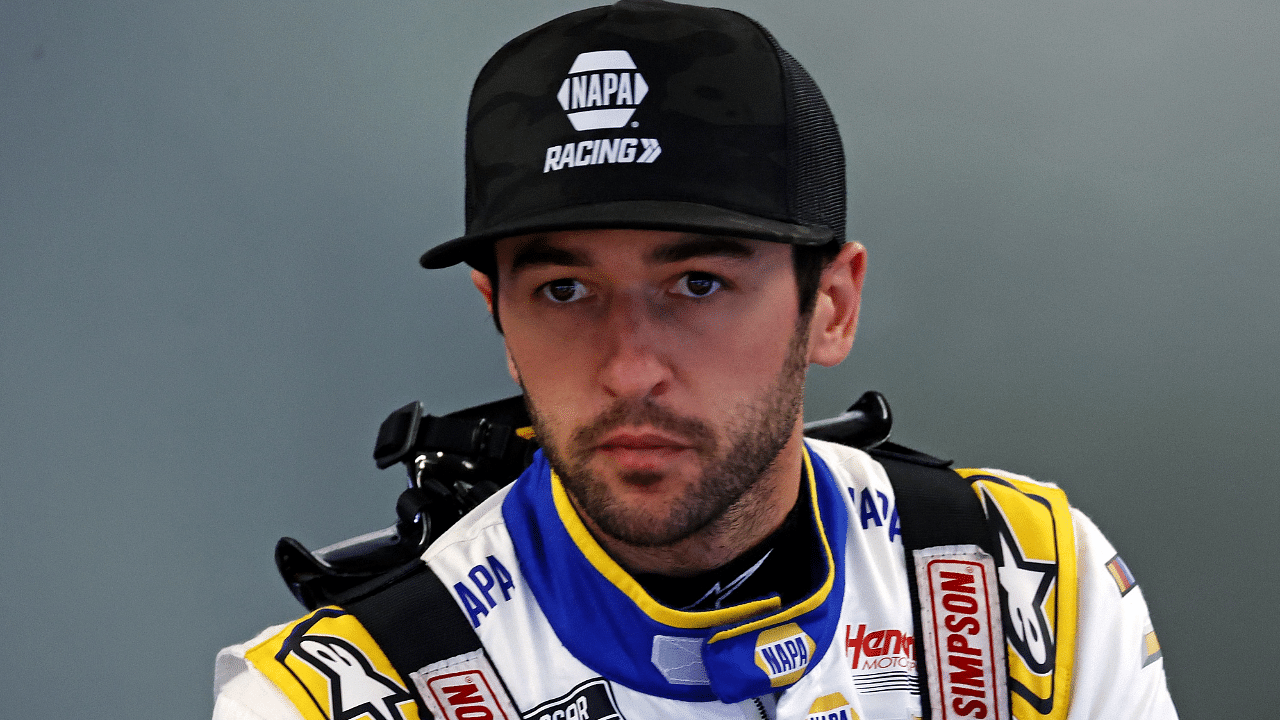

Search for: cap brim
xmin=419 ymin=200 xmax=835 ymax=269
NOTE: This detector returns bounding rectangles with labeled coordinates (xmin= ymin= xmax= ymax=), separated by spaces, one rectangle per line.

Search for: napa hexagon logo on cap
xmin=556 ymin=50 xmax=650 ymax=130
xmin=754 ymin=622 xmax=816 ymax=688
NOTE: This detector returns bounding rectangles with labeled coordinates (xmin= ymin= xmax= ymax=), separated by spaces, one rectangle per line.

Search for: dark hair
xmin=792 ymin=241 xmax=843 ymax=319
xmin=480 ymin=241 xmax=841 ymax=335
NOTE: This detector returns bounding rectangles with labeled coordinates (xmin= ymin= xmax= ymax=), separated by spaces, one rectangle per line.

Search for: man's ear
xmin=471 ymin=269 xmax=495 ymax=314
xmin=807 ymin=242 xmax=867 ymax=367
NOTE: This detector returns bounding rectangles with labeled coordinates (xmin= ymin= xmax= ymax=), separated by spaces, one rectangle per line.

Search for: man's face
xmin=483 ymin=229 xmax=823 ymax=548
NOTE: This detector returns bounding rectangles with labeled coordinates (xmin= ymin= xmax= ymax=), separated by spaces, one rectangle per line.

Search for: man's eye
xmin=540 ymin=279 xmax=589 ymax=303
xmin=673 ymin=272 xmax=722 ymax=298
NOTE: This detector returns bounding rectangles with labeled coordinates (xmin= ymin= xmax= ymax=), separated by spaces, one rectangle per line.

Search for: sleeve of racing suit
xmin=1066 ymin=509 xmax=1178 ymax=719
xmin=212 ymin=627 xmax=307 ymax=720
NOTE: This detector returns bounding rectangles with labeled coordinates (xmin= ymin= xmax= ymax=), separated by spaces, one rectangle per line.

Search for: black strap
xmin=874 ymin=452 xmax=996 ymax=720
xmin=338 ymin=561 xmax=483 ymax=717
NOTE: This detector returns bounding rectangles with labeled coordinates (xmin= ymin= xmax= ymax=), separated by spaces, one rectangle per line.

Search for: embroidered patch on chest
xmin=754 ymin=623 xmax=816 ymax=687
xmin=807 ymin=692 xmax=860 ymax=720
xmin=521 ymin=678 xmax=625 ymax=720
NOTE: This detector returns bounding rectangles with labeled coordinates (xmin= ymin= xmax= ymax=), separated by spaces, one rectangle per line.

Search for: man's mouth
xmin=594 ymin=429 xmax=696 ymax=470
xmin=597 ymin=430 xmax=692 ymax=450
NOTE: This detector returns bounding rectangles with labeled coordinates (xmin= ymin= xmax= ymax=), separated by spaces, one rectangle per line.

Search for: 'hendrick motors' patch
xmin=521 ymin=678 xmax=624 ymax=720
xmin=914 ymin=545 xmax=1009 ymax=720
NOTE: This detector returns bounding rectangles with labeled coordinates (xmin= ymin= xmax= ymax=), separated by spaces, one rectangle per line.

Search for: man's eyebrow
xmin=649 ymin=235 xmax=756 ymax=264
xmin=509 ymin=237 xmax=589 ymax=272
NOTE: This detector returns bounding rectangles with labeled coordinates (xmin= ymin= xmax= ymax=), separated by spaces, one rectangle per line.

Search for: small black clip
xmin=374 ymin=401 xmax=423 ymax=469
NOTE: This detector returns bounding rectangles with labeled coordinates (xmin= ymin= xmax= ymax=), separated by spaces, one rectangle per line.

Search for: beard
xmin=526 ymin=321 xmax=810 ymax=548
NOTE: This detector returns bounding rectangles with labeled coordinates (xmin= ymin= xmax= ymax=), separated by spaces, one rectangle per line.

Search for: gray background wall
xmin=2 ymin=0 xmax=1275 ymax=716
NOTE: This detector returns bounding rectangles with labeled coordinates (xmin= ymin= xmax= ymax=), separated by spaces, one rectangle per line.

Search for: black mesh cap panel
xmin=752 ymin=23 xmax=846 ymax=245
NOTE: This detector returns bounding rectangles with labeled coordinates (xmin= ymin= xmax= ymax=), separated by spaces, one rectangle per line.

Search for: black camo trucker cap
xmin=420 ymin=0 xmax=846 ymax=270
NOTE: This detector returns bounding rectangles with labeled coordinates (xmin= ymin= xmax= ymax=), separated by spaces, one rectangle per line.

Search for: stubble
xmin=528 ymin=322 xmax=810 ymax=548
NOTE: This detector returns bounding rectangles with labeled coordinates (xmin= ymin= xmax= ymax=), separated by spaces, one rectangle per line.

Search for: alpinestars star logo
xmin=679 ymin=550 xmax=772 ymax=611
xmin=292 ymin=636 xmax=414 ymax=720
xmin=982 ymin=490 xmax=1057 ymax=674
xmin=543 ymin=50 xmax=661 ymax=173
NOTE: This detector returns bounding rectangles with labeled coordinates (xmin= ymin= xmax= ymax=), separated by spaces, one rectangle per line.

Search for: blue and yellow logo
xmin=808 ymin=692 xmax=859 ymax=720
xmin=754 ymin=622 xmax=816 ymax=688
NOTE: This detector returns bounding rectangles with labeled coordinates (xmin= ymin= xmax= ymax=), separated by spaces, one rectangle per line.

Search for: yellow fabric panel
xmin=955 ymin=470 xmax=1078 ymax=720
xmin=244 ymin=607 xmax=421 ymax=720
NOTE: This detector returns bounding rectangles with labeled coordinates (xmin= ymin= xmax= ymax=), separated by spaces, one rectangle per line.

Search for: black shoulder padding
xmin=340 ymin=561 xmax=482 ymax=695
xmin=874 ymin=453 xmax=993 ymax=720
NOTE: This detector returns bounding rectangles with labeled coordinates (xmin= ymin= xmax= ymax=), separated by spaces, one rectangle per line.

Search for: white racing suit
xmin=213 ymin=440 xmax=1177 ymax=720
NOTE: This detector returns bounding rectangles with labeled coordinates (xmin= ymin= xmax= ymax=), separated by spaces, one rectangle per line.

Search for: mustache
xmin=571 ymin=399 xmax=717 ymax=452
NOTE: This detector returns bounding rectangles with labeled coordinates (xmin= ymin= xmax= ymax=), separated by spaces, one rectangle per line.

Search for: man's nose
xmin=596 ymin=294 xmax=671 ymax=399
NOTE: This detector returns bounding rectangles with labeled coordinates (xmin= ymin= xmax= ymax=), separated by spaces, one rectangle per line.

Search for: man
xmin=214 ymin=2 xmax=1177 ymax=718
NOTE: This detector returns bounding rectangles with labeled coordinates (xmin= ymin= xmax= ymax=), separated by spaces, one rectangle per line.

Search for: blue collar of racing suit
xmin=501 ymin=443 xmax=850 ymax=703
